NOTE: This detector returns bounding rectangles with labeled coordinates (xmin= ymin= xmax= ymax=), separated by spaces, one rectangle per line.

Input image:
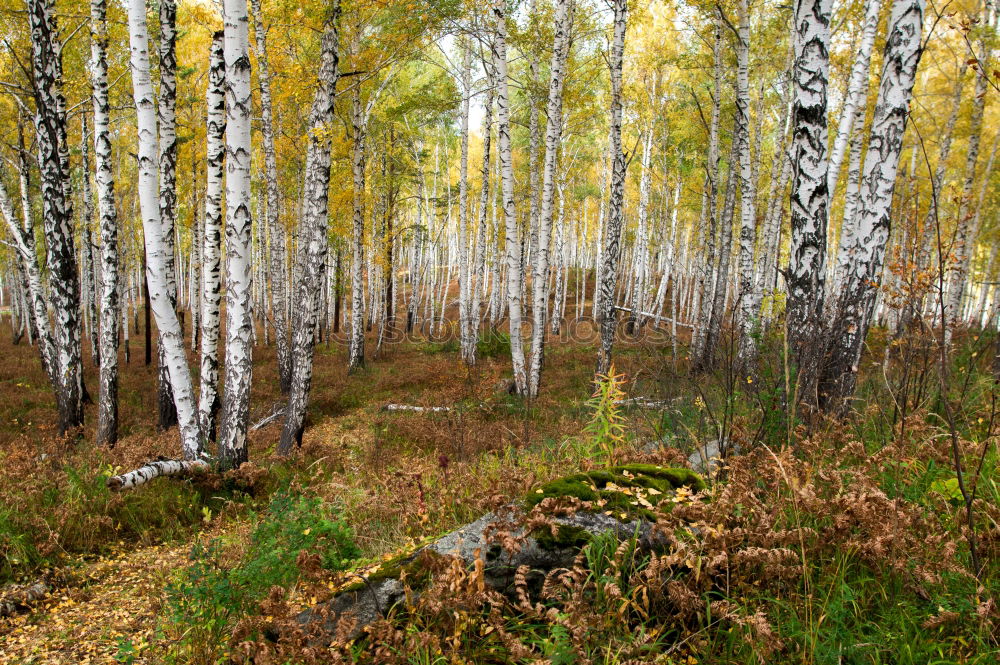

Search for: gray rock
xmin=687 ymin=439 xmax=739 ymax=476
xmin=296 ymin=507 xmax=661 ymax=643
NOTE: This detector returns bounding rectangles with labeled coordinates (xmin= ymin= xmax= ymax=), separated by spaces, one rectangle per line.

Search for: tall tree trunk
xmin=155 ymin=0 xmax=179 ymax=431
xmin=458 ymin=40 xmax=475 ymax=365
xmin=278 ymin=11 xmax=340 ymax=455
xmin=528 ymin=0 xmax=574 ymax=397
xmin=734 ymin=0 xmax=759 ymax=372
xmin=595 ymin=0 xmax=628 ymax=378
xmin=218 ymin=0 xmax=255 ymax=469
xmin=691 ymin=16 xmax=722 ymax=363
xmin=127 ymin=0 xmax=202 ymax=459
xmin=820 ymin=0 xmax=925 ymax=409
xmin=28 ymin=0 xmax=83 ymax=435
xmin=80 ymin=119 xmax=101 ymax=368
xmin=627 ymin=128 xmax=652 ymax=334
xmin=787 ymin=0 xmax=832 ymax=408
xmin=199 ymin=32 xmax=225 ymax=442
xmin=279 ymin=8 xmax=339 ymax=453
xmin=348 ymin=83 xmax=367 ymax=372
xmin=91 ymin=0 xmax=120 ymax=447
xmin=472 ymin=55 xmax=495 ymax=345
xmin=493 ymin=0 xmax=528 ymax=394
xmin=251 ymin=0 xmax=291 ymax=392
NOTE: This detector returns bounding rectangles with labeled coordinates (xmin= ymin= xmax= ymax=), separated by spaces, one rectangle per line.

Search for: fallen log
xmin=106 ymin=458 xmax=210 ymax=491
xmin=0 ymin=578 xmax=50 ymax=618
xmin=250 ymin=406 xmax=285 ymax=431
xmin=613 ymin=305 xmax=696 ymax=329
xmin=295 ymin=464 xmax=705 ymax=643
xmin=381 ymin=403 xmax=452 ymax=413
xmin=615 ymin=397 xmax=678 ymax=409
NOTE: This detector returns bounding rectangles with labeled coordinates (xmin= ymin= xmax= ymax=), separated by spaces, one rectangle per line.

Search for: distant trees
xmin=0 ymin=0 xmax=997 ymax=460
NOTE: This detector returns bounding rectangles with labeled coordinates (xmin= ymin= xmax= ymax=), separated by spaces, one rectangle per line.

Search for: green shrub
xmin=476 ymin=330 xmax=510 ymax=358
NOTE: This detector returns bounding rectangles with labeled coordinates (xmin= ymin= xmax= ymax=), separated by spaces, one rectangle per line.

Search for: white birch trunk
xmin=251 ymin=0 xmax=291 ymax=392
xmin=527 ymin=0 xmax=574 ymax=397
xmin=821 ymin=0 xmax=925 ymax=408
xmin=91 ymin=0 xmax=120 ymax=447
xmin=492 ymin=1 xmax=528 ymax=394
xmin=28 ymin=0 xmax=83 ymax=434
xmin=218 ymin=0 xmax=255 ymax=469
xmin=595 ymin=0 xmax=628 ymax=378
xmin=787 ymin=0 xmax=832 ymax=406
xmin=199 ymin=32 xmax=225 ymax=443
xmin=127 ymin=0 xmax=203 ymax=459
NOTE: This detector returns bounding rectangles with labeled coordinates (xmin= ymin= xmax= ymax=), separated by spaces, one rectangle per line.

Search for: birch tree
xmin=251 ymin=0 xmax=291 ymax=393
xmin=528 ymin=0 xmax=574 ymax=397
xmin=595 ymin=0 xmax=628 ymax=378
xmin=199 ymin=32 xmax=225 ymax=443
xmin=734 ymin=0 xmax=759 ymax=371
xmin=458 ymin=39 xmax=475 ymax=366
xmin=90 ymin=0 xmax=120 ymax=447
xmin=28 ymin=0 xmax=83 ymax=435
xmin=218 ymin=0 xmax=255 ymax=469
xmin=126 ymin=0 xmax=203 ymax=460
xmin=821 ymin=0 xmax=926 ymax=408
xmin=493 ymin=0 xmax=528 ymax=394
xmin=786 ymin=0 xmax=832 ymax=407
xmin=156 ymin=0 xmax=179 ymax=431
xmin=279 ymin=4 xmax=341 ymax=454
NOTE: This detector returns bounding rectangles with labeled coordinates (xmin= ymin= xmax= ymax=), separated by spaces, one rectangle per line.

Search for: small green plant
xmin=165 ymin=493 xmax=360 ymax=662
xmin=476 ymin=330 xmax=511 ymax=358
xmin=583 ymin=366 xmax=628 ymax=463
xmin=114 ymin=636 xmax=139 ymax=664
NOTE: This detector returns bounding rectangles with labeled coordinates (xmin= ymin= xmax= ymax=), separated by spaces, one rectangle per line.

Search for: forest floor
xmin=0 ymin=309 xmax=998 ymax=664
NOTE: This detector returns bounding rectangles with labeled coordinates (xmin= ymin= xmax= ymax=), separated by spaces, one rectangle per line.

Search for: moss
xmin=533 ymin=524 xmax=592 ymax=551
xmin=524 ymin=464 xmax=705 ymax=521
xmin=334 ymin=541 xmax=443 ymax=595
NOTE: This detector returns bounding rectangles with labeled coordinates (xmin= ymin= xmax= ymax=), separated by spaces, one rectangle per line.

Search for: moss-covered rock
xmin=525 ymin=464 xmax=705 ymax=521
xmin=298 ymin=465 xmax=704 ymax=643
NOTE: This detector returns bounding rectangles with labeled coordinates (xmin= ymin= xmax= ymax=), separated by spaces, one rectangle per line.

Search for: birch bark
xmin=156 ymin=0 xmax=179 ymax=431
xmin=787 ymin=0 xmax=832 ymax=406
xmin=279 ymin=7 xmax=340 ymax=453
xmin=493 ymin=0 xmax=528 ymax=394
xmin=218 ymin=0 xmax=255 ymax=469
xmin=821 ymin=0 xmax=925 ymax=409
xmin=528 ymin=0 xmax=574 ymax=397
xmin=251 ymin=0 xmax=291 ymax=393
xmin=28 ymin=0 xmax=83 ymax=434
xmin=127 ymin=0 xmax=203 ymax=459
xmin=89 ymin=0 xmax=120 ymax=446
xmin=199 ymin=32 xmax=225 ymax=443
xmin=595 ymin=0 xmax=628 ymax=378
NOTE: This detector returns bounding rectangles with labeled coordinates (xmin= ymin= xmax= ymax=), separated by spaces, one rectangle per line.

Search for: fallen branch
xmin=250 ymin=406 xmax=285 ymax=431
xmin=615 ymin=397 xmax=678 ymax=409
xmin=613 ymin=305 xmax=696 ymax=329
xmin=107 ymin=458 xmax=210 ymax=491
xmin=381 ymin=403 xmax=452 ymax=413
xmin=0 ymin=578 xmax=50 ymax=618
